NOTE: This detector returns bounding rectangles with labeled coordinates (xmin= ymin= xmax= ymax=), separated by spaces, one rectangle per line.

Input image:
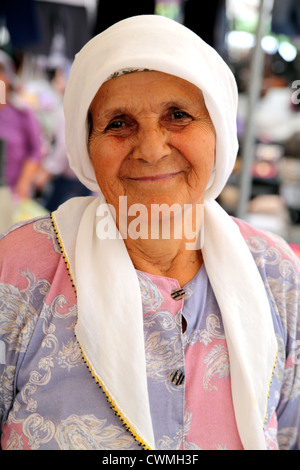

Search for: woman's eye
xmin=106 ymin=120 xmax=125 ymax=131
xmin=104 ymin=115 xmax=136 ymax=135
xmin=172 ymin=110 xmax=190 ymax=120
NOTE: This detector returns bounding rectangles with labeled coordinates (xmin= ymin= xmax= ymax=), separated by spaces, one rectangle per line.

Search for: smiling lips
xmin=127 ymin=172 xmax=182 ymax=182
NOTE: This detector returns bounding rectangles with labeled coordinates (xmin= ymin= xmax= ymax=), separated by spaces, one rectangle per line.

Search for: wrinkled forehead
xmin=89 ymin=69 xmax=207 ymax=114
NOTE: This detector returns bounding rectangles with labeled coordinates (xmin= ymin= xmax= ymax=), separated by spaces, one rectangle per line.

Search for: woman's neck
xmin=119 ymin=201 xmax=204 ymax=286
xmin=124 ymin=236 xmax=203 ymax=286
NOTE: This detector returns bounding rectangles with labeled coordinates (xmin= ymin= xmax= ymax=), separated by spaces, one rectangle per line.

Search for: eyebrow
xmin=99 ymin=99 xmax=201 ymax=120
xmin=102 ymin=107 xmax=131 ymax=120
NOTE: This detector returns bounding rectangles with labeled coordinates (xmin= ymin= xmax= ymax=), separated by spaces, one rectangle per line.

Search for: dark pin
xmin=171 ymin=288 xmax=185 ymax=300
xmin=170 ymin=369 xmax=185 ymax=385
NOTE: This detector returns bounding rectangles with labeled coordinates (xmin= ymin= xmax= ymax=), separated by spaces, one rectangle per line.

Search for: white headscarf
xmin=53 ymin=15 xmax=278 ymax=450
xmin=64 ymin=15 xmax=237 ymax=201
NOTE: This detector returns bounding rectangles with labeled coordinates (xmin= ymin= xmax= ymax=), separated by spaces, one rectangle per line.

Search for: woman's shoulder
xmin=0 ymin=215 xmax=63 ymax=283
xmin=0 ymin=214 xmax=60 ymax=251
xmin=233 ymin=216 xmax=300 ymax=277
xmin=233 ymin=217 xmax=299 ymax=342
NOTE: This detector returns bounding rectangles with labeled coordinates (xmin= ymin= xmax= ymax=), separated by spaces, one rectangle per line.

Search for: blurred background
xmin=0 ymin=0 xmax=299 ymax=258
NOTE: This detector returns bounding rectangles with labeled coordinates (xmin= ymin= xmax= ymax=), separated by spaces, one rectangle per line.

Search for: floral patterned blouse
xmin=0 ymin=215 xmax=299 ymax=450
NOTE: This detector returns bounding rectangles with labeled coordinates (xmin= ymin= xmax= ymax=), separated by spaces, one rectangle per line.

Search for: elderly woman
xmin=0 ymin=16 xmax=299 ymax=451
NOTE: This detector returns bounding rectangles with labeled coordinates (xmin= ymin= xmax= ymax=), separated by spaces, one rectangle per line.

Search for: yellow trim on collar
xmin=50 ymin=212 xmax=152 ymax=450
xmin=76 ymin=336 xmax=152 ymax=450
xmin=263 ymin=349 xmax=279 ymax=430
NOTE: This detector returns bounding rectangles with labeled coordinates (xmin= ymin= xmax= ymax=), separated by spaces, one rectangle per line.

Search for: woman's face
xmin=89 ymin=71 xmax=216 ymax=213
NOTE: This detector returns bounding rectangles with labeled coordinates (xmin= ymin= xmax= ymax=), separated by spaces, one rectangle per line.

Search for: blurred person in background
xmin=0 ymin=50 xmax=42 ymax=199
xmin=34 ymin=67 xmax=91 ymax=211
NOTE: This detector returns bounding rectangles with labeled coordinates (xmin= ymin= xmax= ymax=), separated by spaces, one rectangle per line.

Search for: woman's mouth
xmin=126 ymin=172 xmax=182 ymax=182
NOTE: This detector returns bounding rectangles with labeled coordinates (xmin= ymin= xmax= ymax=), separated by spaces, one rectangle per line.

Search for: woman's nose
xmin=132 ymin=122 xmax=171 ymax=163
